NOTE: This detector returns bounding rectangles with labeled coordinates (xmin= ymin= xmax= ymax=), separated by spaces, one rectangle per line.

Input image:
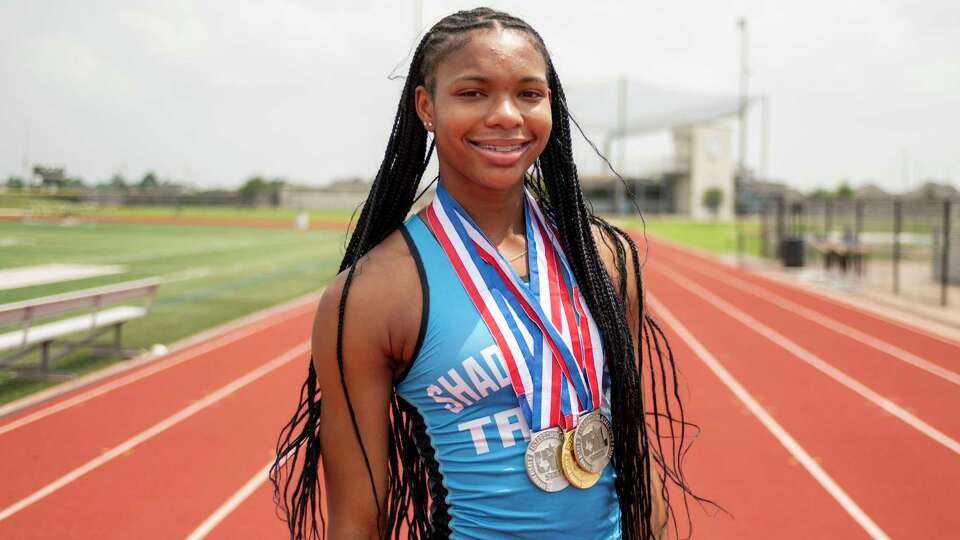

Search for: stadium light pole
xmin=760 ymin=94 xmax=770 ymax=181
xmin=615 ymin=76 xmax=628 ymax=215
xmin=735 ymin=17 xmax=750 ymax=267
xmin=22 ymin=121 xmax=31 ymax=187
xmin=413 ymin=0 xmax=422 ymax=36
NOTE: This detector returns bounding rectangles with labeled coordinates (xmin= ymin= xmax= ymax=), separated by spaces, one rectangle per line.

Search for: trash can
xmin=781 ymin=236 xmax=805 ymax=267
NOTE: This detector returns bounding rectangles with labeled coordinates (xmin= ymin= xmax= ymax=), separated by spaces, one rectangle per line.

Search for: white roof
xmin=563 ymin=78 xmax=747 ymax=136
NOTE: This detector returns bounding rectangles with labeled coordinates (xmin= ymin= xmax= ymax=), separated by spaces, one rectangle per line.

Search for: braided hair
xmin=271 ymin=7 xmax=704 ymax=539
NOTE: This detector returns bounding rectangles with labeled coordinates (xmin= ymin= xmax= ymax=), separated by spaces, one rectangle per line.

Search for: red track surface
xmin=1 ymin=238 xmax=957 ymax=538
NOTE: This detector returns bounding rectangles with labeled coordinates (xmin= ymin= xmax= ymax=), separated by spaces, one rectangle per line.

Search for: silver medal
xmin=524 ymin=427 xmax=569 ymax=492
xmin=573 ymin=410 xmax=613 ymax=474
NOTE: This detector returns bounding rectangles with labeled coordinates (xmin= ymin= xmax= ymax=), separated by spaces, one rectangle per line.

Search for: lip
xmin=467 ymin=139 xmax=533 ymax=167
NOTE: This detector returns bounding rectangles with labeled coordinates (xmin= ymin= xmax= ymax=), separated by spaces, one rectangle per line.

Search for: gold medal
xmin=559 ymin=428 xmax=601 ymax=489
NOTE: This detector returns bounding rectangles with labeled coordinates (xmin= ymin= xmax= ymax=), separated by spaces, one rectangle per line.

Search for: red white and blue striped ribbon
xmin=425 ymin=182 xmax=605 ymax=432
xmin=526 ymin=194 xmax=604 ymax=412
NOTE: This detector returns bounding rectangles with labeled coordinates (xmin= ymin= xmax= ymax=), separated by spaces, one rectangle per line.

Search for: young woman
xmin=272 ymin=8 xmax=696 ymax=539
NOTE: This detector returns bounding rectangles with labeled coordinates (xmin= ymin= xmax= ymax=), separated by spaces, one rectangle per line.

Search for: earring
xmin=425 ymin=121 xmax=433 ymax=130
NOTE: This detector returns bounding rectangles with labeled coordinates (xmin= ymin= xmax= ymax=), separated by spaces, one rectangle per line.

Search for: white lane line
xmin=0 ymin=341 xmax=309 ymax=523
xmin=647 ymin=294 xmax=891 ymax=540
xmin=185 ymin=459 xmax=276 ymax=540
xmin=659 ymin=270 xmax=960 ymax=456
xmin=670 ymin=257 xmax=960 ymax=386
xmin=651 ymin=237 xmax=960 ymax=348
xmin=0 ymin=304 xmax=312 ymax=436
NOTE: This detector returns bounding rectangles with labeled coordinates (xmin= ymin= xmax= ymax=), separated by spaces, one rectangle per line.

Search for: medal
xmin=573 ymin=409 xmax=614 ymax=474
xmin=560 ymin=428 xmax=601 ymax=489
xmin=524 ymin=427 xmax=569 ymax=492
xmin=427 ymin=183 xmax=613 ymax=492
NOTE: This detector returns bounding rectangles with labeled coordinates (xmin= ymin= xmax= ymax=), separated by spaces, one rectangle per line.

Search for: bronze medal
xmin=573 ymin=410 xmax=614 ymax=474
xmin=559 ymin=428 xmax=601 ymax=489
xmin=524 ymin=427 xmax=569 ymax=492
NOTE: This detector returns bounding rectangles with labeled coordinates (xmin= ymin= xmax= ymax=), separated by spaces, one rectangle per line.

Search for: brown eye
xmin=459 ymin=90 xmax=484 ymax=98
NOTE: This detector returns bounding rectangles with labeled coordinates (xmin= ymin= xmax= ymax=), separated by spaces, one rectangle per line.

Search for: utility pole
xmin=736 ymin=17 xmax=749 ymax=266
xmin=22 ymin=121 xmax=31 ymax=186
xmin=900 ymin=148 xmax=909 ymax=195
xmin=760 ymin=95 xmax=770 ymax=181
xmin=413 ymin=0 xmax=423 ymax=38
xmin=738 ymin=18 xmax=749 ymax=180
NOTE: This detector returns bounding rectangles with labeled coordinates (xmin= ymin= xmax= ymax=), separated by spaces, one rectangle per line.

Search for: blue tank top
xmin=397 ymin=214 xmax=621 ymax=539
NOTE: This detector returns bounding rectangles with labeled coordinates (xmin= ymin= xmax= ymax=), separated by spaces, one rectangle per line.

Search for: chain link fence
xmin=751 ymin=198 xmax=958 ymax=307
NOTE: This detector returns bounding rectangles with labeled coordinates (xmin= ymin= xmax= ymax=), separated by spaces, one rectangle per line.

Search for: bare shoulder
xmin=308 ymin=227 xmax=420 ymax=530
xmin=313 ymin=226 xmax=423 ymax=377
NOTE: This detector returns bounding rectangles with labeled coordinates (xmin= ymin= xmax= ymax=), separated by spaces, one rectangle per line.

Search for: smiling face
xmin=415 ymin=28 xmax=552 ymax=193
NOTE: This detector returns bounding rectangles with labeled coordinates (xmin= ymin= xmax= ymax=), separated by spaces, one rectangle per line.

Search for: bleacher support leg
xmin=41 ymin=341 xmax=51 ymax=375
xmin=114 ymin=324 xmax=123 ymax=356
xmin=943 ymin=200 xmax=951 ymax=307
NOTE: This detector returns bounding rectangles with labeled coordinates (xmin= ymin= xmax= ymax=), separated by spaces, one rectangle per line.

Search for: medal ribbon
xmin=525 ymin=195 xmax=604 ymax=411
xmin=425 ymin=182 xmax=605 ymax=431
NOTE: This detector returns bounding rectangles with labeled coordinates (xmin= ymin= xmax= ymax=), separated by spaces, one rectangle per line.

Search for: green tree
xmin=809 ymin=188 xmax=832 ymax=200
xmin=62 ymin=176 xmax=86 ymax=188
xmin=702 ymin=187 xmax=724 ymax=218
xmin=4 ymin=176 xmax=25 ymax=190
xmin=139 ymin=171 xmax=159 ymax=190
xmin=836 ymin=180 xmax=854 ymax=199
xmin=239 ymin=176 xmax=286 ymax=205
xmin=108 ymin=173 xmax=128 ymax=190
xmin=239 ymin=176 xmax=269 ymax=202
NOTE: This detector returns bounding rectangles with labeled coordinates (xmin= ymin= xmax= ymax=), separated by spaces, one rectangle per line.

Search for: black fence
xmin=747 ymin=198 xmax=958 ymax=307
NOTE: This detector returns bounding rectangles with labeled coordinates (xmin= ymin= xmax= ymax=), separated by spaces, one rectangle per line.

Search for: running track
xmin=1 ymin=238 xmax=958 ymax=538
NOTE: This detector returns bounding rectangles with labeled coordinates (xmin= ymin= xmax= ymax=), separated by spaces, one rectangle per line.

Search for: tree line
xmin=3 ymin=173 xmax=286 ymax=204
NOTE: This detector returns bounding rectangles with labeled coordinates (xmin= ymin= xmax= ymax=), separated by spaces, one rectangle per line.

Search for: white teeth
xmin=476 ymin=142 xmax=525 ymax=152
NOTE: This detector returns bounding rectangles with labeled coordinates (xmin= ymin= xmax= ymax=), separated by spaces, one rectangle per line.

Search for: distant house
xmin=903 ymin=181 xmax=960 ymax=201
xmin=278 ymin=178 xmax=373 ymax=210
xmin=736 ymin=178 xmax=803 ymax=213
xmin=32 ymin=166 xmax=66 ymax=188
xmin=325 ymin=177 xmax=373 ymax=192
xmin=855 ymin=183 xmax=893 ymax=201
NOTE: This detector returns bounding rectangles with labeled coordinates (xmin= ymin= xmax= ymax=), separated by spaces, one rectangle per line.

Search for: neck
xmin=439 ymin=173 xmax=526 ymax=248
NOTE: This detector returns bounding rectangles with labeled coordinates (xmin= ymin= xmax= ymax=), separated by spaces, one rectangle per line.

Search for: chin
xmin=469 ymin=166 xmax=530 ymax=191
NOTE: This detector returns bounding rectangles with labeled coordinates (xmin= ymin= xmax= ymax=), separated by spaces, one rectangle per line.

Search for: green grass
xmin=608 ymin=216 xmax=764 ymax=257
xmin=0 ymin=220 xmax=346 ymax=404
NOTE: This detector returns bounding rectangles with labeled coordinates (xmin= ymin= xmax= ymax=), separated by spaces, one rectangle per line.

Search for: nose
xmin=484 ymin=95 xmax=522 ymax=130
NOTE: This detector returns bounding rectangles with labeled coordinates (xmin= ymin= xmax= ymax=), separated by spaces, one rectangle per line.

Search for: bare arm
xmin=311 ymin=268 xmax=395 ymax=539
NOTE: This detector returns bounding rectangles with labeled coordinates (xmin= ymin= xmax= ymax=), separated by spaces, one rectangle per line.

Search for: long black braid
xmin=271 ymin=7 xmax=708 ymax=539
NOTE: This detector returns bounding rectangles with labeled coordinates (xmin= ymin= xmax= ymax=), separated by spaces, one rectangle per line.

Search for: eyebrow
xmin=452 ymin=74 xmax=548 ymax=84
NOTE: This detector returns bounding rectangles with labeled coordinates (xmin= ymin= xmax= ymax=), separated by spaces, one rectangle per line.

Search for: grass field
xmin=6 ymin=211 xmax=749 ymax=406
xmin=0 ymin=219 xmax=346 ymax=404
xmin=0 ymin=203 xmax=896 ymax=406
xmin=610 ymin=216 xmax=764 ymax=257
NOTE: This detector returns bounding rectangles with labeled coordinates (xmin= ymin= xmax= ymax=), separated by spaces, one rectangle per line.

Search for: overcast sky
xmin=1 ymin=0 xmax=957 ymax=193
